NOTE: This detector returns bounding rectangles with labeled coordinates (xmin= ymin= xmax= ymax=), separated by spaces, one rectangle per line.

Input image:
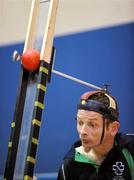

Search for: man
xmin=58 ymin=90 xmax=134 ymax=180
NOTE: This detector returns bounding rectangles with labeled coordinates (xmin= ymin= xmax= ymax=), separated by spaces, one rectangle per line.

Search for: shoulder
xmin=116 ymin=133 xmax=134 ymax=144
xmin=61 ymin=140 xmax=82 ymax=169
xmin=116 ymin=133 xmax=134 ymax=156
xmin=62 ymin=158 xmax=75 ymax=169
xmin=126 ymin=134 xmax=134 ymax=154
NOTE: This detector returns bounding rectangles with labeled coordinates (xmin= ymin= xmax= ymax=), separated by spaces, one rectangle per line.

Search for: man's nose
xmin=80 ymin=124 xmax=88 ymax=135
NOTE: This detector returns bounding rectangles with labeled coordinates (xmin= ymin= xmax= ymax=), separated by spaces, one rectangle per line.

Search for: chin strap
xmin=100 ymin=118 xmax=106 ymax=144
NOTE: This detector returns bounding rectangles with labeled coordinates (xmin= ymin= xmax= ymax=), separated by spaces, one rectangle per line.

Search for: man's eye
xmin=78 ymin=121 xmax=83 ymax=126
xmin=91 ymin=124 xmax=95 ymax=128
xmin=89 ymin=123 xmax=96 ymax=128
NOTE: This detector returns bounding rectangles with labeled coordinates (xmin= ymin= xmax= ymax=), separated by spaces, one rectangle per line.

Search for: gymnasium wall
xmin=0 ymin=0 xmax=134 ymax=179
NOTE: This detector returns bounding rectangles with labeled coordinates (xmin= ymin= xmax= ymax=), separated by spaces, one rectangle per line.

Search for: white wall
xmin=0 ymin=0 xmax=134 ymax=46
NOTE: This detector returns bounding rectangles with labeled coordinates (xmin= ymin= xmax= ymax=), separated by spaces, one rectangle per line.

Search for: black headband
xmin=77 ymin=99 xmax=119 ymax=121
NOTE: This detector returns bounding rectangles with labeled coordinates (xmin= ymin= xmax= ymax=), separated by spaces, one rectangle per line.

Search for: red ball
xmin=22 ymin=49 xmax=40 ymax=71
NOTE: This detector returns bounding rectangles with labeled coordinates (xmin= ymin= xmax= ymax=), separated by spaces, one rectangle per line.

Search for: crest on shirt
xmin=112 ymin=161 xmax=124 ymax=175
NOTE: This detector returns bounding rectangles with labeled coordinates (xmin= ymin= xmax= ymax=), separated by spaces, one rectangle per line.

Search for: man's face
xmin=77 ymin=109 xmax=110 ymax=151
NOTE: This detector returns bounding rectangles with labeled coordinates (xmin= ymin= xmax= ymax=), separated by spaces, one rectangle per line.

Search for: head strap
xmin=78 ymin=99 xmax=118 ymax=121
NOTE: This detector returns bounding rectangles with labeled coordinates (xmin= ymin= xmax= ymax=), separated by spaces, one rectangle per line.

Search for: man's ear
xmin=110 ymin=121 xmax=120 ymax=136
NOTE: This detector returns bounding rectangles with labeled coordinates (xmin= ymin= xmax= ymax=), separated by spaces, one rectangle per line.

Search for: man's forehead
xmin=77 ymin=109 xmax=103 ymax=119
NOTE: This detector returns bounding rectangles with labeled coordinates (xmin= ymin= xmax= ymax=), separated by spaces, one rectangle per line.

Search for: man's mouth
xmin=81 ymin=139 xmax=89 ymax=144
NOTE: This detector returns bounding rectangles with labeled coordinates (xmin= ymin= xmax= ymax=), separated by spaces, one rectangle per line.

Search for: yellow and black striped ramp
xmin=23 ymin=60 xmax=49 ymax=179
xmin=4 ymin=60 xmax=50 ymax=180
